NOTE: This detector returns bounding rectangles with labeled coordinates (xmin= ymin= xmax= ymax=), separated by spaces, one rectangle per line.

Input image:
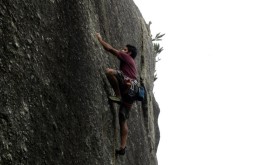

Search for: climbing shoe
xmin=108 ymin=96 xmax=122 ymax=104
xmin=115 ymin=147 xmax=126 ymax=156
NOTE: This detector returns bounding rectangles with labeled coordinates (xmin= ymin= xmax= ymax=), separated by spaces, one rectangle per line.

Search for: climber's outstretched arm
xmin=96 ymin=33 xmax=119 ymax=56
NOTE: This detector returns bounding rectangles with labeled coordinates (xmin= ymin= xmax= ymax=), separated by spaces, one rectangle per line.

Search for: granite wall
xmin=0 ymin=0 xmax=160 ymax=164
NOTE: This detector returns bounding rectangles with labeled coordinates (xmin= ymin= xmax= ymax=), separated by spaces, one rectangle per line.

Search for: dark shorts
xmin=116 ymin=70 xmax=134 ymax=109
xmin=116 ymin=70 xmax=125 ymax=86
xmin=119 ymin=104 xmax=130 ymax=121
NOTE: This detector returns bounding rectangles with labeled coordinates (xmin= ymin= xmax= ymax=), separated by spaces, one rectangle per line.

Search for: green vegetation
xmin=152 ymin=32 xmax=165 ymax=81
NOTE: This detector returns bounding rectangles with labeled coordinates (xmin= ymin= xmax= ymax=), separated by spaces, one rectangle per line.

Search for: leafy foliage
xmin=151 ymin=32 xmax=165 ymax=81
xmin=154 ymin=43 xmax=164 ymax=56
xmin=152 ymin=33 xmax=165 ymax=41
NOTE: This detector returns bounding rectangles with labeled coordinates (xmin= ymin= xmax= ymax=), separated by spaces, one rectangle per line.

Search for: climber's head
xmin=122 ymin=44 xmax=137 ymax=59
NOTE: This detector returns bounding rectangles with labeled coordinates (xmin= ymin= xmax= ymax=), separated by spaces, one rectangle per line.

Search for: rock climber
xmin=96 ymin=33 xmax=138 ymax=155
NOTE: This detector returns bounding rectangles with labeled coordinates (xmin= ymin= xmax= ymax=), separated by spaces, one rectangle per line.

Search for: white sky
xmin=133 ymin=0 xmax=255 ymax=165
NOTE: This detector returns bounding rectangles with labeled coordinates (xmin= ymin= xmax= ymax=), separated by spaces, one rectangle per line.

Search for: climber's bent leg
xmin=105 ymin=68 xmax=121 ymax=99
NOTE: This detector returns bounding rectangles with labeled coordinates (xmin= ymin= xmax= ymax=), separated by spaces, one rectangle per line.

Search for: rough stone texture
xmin=0 ymin=0 xmax=160 ymax=164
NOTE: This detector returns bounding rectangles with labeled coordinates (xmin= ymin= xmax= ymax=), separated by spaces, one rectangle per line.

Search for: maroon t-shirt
xmin=117 ymin=51 xmax=137 ymax=80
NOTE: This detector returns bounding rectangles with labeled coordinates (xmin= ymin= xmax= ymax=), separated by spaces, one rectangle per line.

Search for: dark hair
xmin=126 ymin=44 xmax=137 ymax=59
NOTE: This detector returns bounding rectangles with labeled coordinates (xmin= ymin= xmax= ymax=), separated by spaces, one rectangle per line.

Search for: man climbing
xmin=96 ymin=33 xmax=138 ymax=156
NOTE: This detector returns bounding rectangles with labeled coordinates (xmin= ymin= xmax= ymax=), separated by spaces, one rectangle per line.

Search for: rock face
xmin=0 ymin=0 xmax=160 ymax=164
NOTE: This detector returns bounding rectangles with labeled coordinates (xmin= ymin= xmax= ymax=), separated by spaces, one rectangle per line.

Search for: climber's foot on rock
xmin=109 ymin=96 xmax=122 ymax=104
